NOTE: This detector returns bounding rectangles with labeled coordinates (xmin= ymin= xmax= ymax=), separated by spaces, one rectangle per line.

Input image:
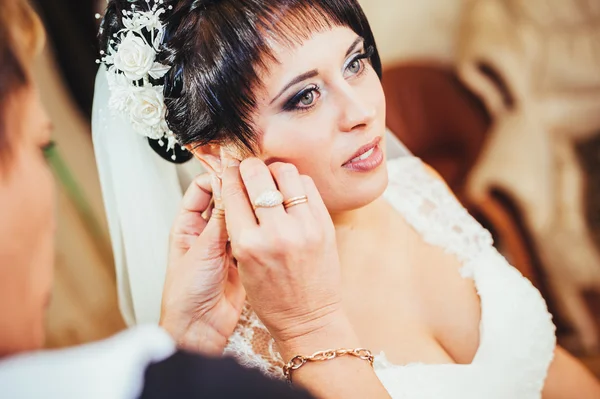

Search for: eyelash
xmin=282 ymin=45 xmax=375 ymax=113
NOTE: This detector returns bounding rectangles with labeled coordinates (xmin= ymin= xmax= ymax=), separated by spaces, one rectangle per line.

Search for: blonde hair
xmin=0 ymin=0 xmax=45 ymax=156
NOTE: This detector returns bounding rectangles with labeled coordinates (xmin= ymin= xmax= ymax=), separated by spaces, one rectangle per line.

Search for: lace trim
xmin=225 ymin=303 xmax=283 ymax=379
xmin=383 ymin=158 xmax=494 ymax=277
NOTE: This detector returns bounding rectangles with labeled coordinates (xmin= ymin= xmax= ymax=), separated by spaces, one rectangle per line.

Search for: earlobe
xmin=185 ymin=144 xmax=222 ymax=176
xmin=185 ymin=143 xmax=241 ymax=177
xmin=219 ymin=146 xmax=242 ymax=170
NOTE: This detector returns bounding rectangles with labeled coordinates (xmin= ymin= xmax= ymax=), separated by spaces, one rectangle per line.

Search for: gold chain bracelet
xmin=282 ymin=348 xmax=374 ymax=382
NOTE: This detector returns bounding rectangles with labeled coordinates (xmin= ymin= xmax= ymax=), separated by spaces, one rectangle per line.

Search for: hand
xmin=160 ymin=172 xmax=245 ymax=355
xmin=221 ymin=158 xmax=346 ymax=348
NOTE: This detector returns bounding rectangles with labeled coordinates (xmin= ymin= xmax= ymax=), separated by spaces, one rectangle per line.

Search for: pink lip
xmin=342 ymin=136 xmax=381 ymax=165
xmin=342 ymin=136 xmax=384 ymax=172
xmin=343 ymin=136 xmax=382 ymax=165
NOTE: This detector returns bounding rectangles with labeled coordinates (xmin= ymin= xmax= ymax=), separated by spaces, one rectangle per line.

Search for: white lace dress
xmin=224 ymin=156 xmax=557 ymax=399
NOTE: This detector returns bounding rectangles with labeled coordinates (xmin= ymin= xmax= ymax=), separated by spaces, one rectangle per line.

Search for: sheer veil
xmin=91 ymin=66 xmax=411 ymax=326
xmin=92 ymin=67 xmax=202 ymax=325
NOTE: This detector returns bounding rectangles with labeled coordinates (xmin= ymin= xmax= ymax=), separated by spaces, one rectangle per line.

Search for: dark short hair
xmin=0 ymin=0 xmax=44 ymax=162
xmin=100 ymin=0 xmax=382 ymax=155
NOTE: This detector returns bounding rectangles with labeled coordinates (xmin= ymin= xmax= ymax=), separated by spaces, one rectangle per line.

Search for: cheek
xmin=364 ymin=72 xmax=386 ymax=122
xmin=0 ymin=152 xmax=55 ymax=327
xmin=260 ymin=114 xmax=337 ymax=172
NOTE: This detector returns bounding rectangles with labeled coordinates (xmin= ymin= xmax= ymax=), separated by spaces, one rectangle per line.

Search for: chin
xmin=326 ymin=164 xmax=389 ymax=213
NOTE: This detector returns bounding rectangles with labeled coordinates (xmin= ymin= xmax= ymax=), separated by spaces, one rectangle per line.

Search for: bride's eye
xmin=299 ymin=91 xmax=315 ymax=106
xmin=344 ymin=45 xmax=374 ymax=78
xmin=347 ymin=59 xmax=361 ymax=74
xmin=283 ymin=84 xmax=321 ymax=112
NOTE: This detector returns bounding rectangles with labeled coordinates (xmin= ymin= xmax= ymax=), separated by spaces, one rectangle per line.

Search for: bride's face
xmin=251 ymin=26 xmax=388 ymax=213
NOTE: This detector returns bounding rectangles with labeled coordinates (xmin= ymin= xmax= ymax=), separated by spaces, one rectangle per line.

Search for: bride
xmin=92 ymin=0 xmax=600 ymax=397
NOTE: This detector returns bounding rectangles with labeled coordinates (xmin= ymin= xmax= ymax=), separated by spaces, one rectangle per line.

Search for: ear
xmin=185 ymin=144 xmax=222 ymax=176
xmin=185 ymin=144 xmax=241 ymax=177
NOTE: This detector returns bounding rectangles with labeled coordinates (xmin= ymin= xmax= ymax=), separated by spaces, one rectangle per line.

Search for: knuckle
xmin=299 ymin=174 xmax=314 ymax=187
xmin=232 ymin=241 xmax=251 ymax=262
xmin=231 ymin=247 xmax=247 ymax=263
xmin=265 ymin=228 xmax=294 ymax=252
xmin=270 ymin=162 xmax=298 ymax=178
xmin=232 ymin=230 xmax=260 ymax=261
xmin=277 ymin=227 xmax=309 ymax=251
xmin=221 ymin=182 xmax=245 ymax=199
xmin=304 ymin=226 xmax=322 ymax=245
xmin=273 ymin=233 xmax=296 ymax=251
xmin=239 ymin=158 xmax=266 ymax=179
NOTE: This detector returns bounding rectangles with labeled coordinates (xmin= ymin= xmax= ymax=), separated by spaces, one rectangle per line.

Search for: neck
xmin=330 ymin=197 xmax=386 ymax=240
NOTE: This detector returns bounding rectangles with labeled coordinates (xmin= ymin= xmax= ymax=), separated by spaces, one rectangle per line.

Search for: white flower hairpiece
xmin=97 ymin=0 xmax=181 ymax=159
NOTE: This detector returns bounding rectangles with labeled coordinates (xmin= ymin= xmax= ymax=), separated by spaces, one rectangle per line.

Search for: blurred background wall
xmin=31 ymin=0 xmax=600 ymax=376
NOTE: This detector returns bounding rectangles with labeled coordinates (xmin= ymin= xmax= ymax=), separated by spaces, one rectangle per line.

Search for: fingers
xmin=222 ymin=158 xmax=330 ymax=246
xmin=169 ymin=173 xmax=214 ymax=263
xmin=239 ymin=158 xmax=287 ymax=224
xmin=221 ymin=160 xmax=258 ymax=243
xmin=300 ymin=174 xmax=332 ymax=226
xmin=171 ymin=173 xmax=212 ymax=238
xmin=181 ymin=173 xmax=213 ymax=214
xmin=187 ymin=175 xmax=229 ymax=259
xmin=269 ymin=162 xmax=311 ymax=218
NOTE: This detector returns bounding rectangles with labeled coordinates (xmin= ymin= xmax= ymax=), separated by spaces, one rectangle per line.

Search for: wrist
xmin=276 ymin=311 xmax=360 ymax=362
xmin=159 ymin=312 xmax=228 ymax=356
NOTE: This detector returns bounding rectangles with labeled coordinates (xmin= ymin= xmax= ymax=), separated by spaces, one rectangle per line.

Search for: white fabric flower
xmin=107 ymin=68 xmax=136 ymax=112
xmin=128 ymin=86 xmax=168 ymax=139
xmin=102 ymin=3 xmax=175 ymax=144
xmin=148 ymin=62 xmax=171 ymax=79
xmin=122 ymin=9 xmax=164 ymax=32
xmin=113 ymin=31 xmax=155 ymax=81
xmin=151 ymin=27 xmax=165 ymax=51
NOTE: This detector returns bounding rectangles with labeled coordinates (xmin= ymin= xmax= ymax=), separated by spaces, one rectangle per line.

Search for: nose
xmin=337 ymin=85 xmax=377 ymax=133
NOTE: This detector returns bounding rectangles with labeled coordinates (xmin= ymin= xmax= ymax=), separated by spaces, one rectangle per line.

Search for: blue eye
xmin=283 ymin=84 xmax=321 ymax=112
xmin=344 ymin=45 xmax=374 ymax=77
xmin=347 ymin=59 xmax=361 ymax=74
xmin=299 ymin=90 xmax=316 ymax=106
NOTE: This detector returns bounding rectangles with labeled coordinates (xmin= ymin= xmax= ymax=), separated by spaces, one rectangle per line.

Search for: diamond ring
xmin=253 ymin=190 xmax=284 ymax=210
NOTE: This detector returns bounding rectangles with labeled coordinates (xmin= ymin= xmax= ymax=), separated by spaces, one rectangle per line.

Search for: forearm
xmin=277 ymin=316 xmax=391 ymax=399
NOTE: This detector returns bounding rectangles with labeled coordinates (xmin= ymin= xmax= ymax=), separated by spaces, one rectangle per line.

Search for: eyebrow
xmin=270 ymin=70 xmax=318 ymax=105
xmin=345 ymin=37 xmax=364 ymax=57
xmin=269 ymin=36 xmax=366 ymax=105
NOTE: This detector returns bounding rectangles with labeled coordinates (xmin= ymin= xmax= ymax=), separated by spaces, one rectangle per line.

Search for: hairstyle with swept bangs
xmin=0 ymin=0 xmax=45 ymax=163
xmin=99 ymin=0 xmax=382 ymax=156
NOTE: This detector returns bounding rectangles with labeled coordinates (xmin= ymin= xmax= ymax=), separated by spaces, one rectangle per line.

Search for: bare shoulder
xmin=421 ymin=163 xmax=460 ymax=201
xmin=422 ymin=163 xmax=444 ymax=181
xmin=542 ymin=346 xmax=600 ymax=398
